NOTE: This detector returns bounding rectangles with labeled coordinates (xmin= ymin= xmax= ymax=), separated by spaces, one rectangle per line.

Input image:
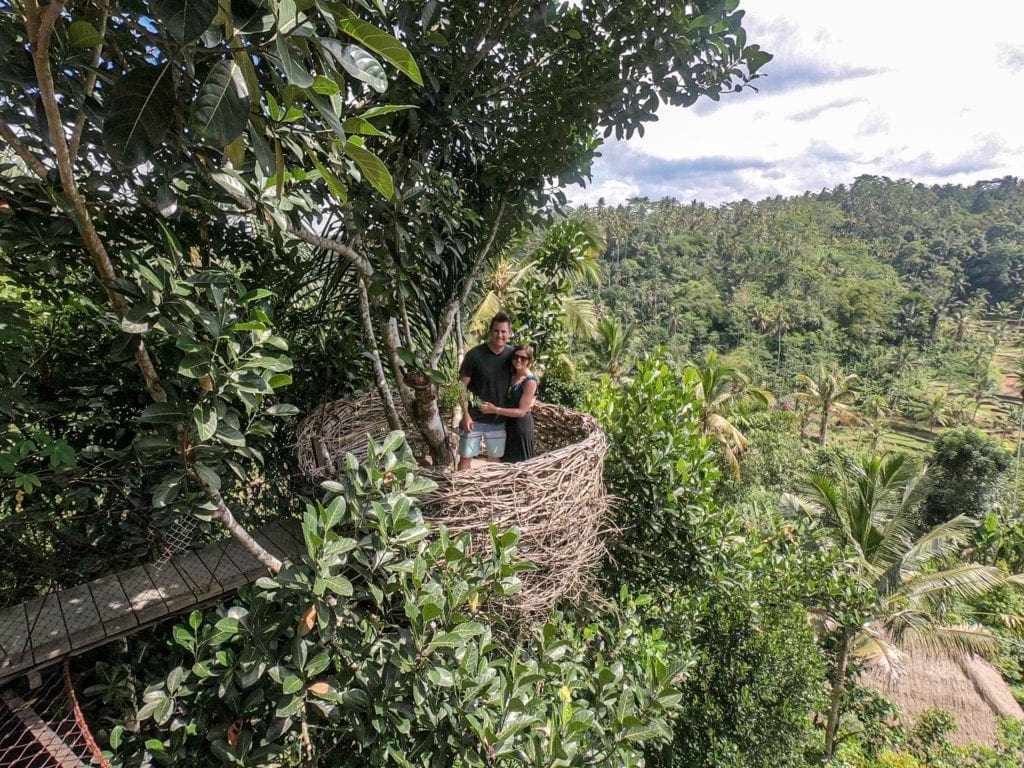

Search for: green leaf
xmin=68 ymin=20 xmax=103 ymax=48
xmin=321 ymin=40 xmax=387 ymax=93
xmin=358 ymin=104 xmax=416 ymax=119
xmin=192 ymin=60 xmax=251 ymax=148
xmin=266 ymin=403 xmax=300 ymax=416
xmin=121 ymin=302 xmax=159 ymax=334
xmin=344 ymin=140 xmax=393 ymax=199
xmin=303 ymin=146 xmax=348 ymax=204
xmin=152 ymin=473 xmax=183 ymax=507
xmin=276 ymin=695 xmax=303 ymax=718
xmin=335 ymin=8 xmax=422 ymax=85
xmin=322 ymin=575 xmax=352 ymax=596
xmin=141 ymin=401 xmax=188 ymax=424
xmin=306 ymin=653 xmax=331 ymax=677
xmin=103 ymin=65 xmax=176 ymax=166
xmin=151 ymin=0 xmax=218 ymax=43
xmin=14 ymin=473 xmax=41 ymax=493
xmin=275 ymin=37 xmax=314 ymax=88
xmin=215 ymin=423 xmax=246 ymax=447
xmin=281 ymin=674 xmax=303 ymax=695
xmin=194 ymin=401 xmax=218 ymax=441
xmin=426 ymin=667 xmax=454 ymax=687
xmin=311 ymin=75 xmax=341 ymax=96
xmin=342 ymin=116 xmax=388 ymax=137
xmin=194 ymin=462 xmax=222 ymax=492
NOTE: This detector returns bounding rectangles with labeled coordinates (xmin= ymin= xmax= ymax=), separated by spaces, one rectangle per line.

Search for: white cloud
xmin=568 ymin=1 xmax=1024 ymax=204
xmin=567 ymin=178 xmax=640 ymax=207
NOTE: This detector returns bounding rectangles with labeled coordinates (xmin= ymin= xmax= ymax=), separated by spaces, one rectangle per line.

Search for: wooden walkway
xmin=0 ymin=519 xmax=304 ymax=686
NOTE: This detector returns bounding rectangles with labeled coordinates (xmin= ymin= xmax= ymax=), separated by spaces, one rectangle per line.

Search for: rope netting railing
xmin=0 ymin=662 xmax=109 ymax=768
xmin=0 ymin=466 xmax=305 ymax=612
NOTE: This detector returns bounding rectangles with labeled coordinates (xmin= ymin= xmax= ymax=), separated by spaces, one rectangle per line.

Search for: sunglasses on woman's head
xmin=512 ymin=354 xmax=530 ymax=362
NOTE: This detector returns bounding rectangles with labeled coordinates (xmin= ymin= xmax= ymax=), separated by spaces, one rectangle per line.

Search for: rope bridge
xmin=0 ymin=519 xmax=304 ymax=768
xmin=0 ymin=519 xmax=303 ymax=686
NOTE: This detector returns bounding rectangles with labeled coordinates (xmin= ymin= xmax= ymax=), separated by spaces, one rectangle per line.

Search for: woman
xmin=479 ymin=344 xmax=538 ymax=462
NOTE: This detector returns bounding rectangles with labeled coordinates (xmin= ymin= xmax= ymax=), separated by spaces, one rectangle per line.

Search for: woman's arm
xmin=494 ymin=378 xmax=537 ymax=418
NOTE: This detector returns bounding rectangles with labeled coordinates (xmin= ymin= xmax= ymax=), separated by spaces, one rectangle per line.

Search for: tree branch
xmin=196 ymin=478 xmax=283 ymax=573
xmin=0 ymin=120 xmax=49 ymax=180
xmin=25 ymin=0 xmax=168 ymax=403
xmin=68 ymin=0 xmax=109 ymax=161
xmin=427 ymin=200 xmax=507 ymax=368
xmin=358 ymin=277 xmax=402 ymax=431
xmin=287 ymin=223 xmax=374 ymax=280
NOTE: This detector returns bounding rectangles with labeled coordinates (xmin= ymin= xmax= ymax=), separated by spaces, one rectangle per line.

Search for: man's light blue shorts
xmin=459 ymin=422 xmax=506 ymax=459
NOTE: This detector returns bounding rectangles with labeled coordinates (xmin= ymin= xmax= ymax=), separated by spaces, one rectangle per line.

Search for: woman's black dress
xmin=503 ymin=374 xmax=537 ymax=463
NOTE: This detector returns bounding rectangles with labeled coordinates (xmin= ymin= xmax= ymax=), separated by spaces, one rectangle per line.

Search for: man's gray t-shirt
xmin=460 ymin=343 xmax=513 ymax=425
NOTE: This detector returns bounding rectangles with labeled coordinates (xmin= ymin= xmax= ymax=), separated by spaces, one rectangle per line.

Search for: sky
xmin=568 ymin=1 xmax=1024 ymax=207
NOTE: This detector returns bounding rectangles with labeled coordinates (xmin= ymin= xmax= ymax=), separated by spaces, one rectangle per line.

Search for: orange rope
xmin=63 ymin=661 xmax=111 ymax=768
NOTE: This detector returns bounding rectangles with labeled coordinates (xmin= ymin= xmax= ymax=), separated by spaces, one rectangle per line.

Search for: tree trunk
xmin=819 ymin=408 xmax=830 ymax=446
xmin=381 ymin=319 xmax=451 ymax=468
xmin=24 ymin=1 xmax=279 ymax=570
xmin=928 ymin=309 xmax=942 ymax=341
xmin=823 ymin=631 xmax=852 ymax=759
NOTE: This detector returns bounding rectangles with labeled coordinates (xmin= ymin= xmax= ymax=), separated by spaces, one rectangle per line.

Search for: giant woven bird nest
xmin=295 ymin=392 xmax=610 ymax=618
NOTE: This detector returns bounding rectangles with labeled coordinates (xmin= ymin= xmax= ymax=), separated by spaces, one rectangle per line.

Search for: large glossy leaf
xmin=103 ymin=65 xmax=176 ymax=166
xmin=320 ymin=39 xmax=386 ymax=93
xmin=274 ymin=36 xmax=314 ymax=88
xmin=335 ymin=8 xmax=422 ymax=85
xmin=67 ymin=20 xmax=103 ymax=48
xmin=191 ymin=60 xmax=250 ymax=147
xmin=150 ymin=0 xmax=218 ymax=43
xmin=344 ymin=140 xmax=392 ymax=199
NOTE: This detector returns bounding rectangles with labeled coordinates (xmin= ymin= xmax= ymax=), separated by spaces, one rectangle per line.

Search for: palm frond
xmin=559 ymin=296 xmax=599 ymax=339
xmin=898 ymin=623 xmax=1000 ymax=658
xmin=899 ymin=564 xmax=1006 ymax=605
xmin=469 ymin=292 xmax=504 ymax=339
xmin=899 ymin=515 xmax=978 ymax=571
xmin=852 ymin=625 xmax=905 ymax=682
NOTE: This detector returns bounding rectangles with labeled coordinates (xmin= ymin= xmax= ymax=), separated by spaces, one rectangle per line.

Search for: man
xmin=458 ymin=312 xmax=513 ymax=470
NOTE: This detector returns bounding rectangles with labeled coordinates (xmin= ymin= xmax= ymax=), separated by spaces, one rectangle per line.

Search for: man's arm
xmin=459 ymin=374 xmax=473 ymax=431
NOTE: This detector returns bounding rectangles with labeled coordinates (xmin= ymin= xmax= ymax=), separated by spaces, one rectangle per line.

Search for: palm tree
xmin=768 ymin=300 xmax=792 ymax=373
xmin=593 ymin=316 xmax=634 ymax=383
xmin=968 ymin=368 xmax=998 ymax=424
xmin=688 ymin=352 xmax=772 ymax=479
xmin=793 ymin=364 xmax=861 ymax=446
xmin=470 ymin=219 xmax=603 ymax=340
xmin=782 ymin=453 xmax=1008 ymax=758
xmin=1013 ymin=358 xmax=1024 ymax=509
xmin=904 ymin=390 xmax=952 ymax=430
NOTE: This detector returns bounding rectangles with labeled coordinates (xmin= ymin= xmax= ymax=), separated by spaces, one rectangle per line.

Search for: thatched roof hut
xmin=861 ymin=651 xmax=1024 ymax=747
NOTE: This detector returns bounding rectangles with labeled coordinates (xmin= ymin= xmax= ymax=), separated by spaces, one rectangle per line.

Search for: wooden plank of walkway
xmin=58 ymin=585 xmax=104 ymax=652
xmin=1 ymin=692 xmax=90 ymax=768
xmin=0 ymin=519 xmax=307 ymax=686
xmin=170 ymin=550 xmax=219 ymax=603
xmin=145 ymin=561 xmax=195 ymax=615
xmin=117 ymin=565 xmax=168 ymax=626
xmin=26 ymin=594 xmax=70 ymax=667
xmin=87 ymin=573 xmax=138 ymax=636
xmin=196 ymin=541 xmax=247 ymax=592
xmin=265 ymin=520 xmax=307 ymax=563
xmin=0 ymin=603 xmax=31 ymax=677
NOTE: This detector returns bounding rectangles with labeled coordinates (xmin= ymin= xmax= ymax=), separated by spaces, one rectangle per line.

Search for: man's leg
xmin=457 ymin=432 xmax=481 ymax=471
xmin=482 ymin=427 xmax=506 ymax=463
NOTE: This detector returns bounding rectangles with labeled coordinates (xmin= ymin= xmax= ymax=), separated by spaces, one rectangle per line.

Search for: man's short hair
xmin=490 ymin=311 xmax=511 ymax=330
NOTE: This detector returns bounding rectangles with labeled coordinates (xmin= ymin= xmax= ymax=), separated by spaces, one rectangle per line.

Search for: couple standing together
xmin=457 ymin=313 xmax=538 ymax=470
